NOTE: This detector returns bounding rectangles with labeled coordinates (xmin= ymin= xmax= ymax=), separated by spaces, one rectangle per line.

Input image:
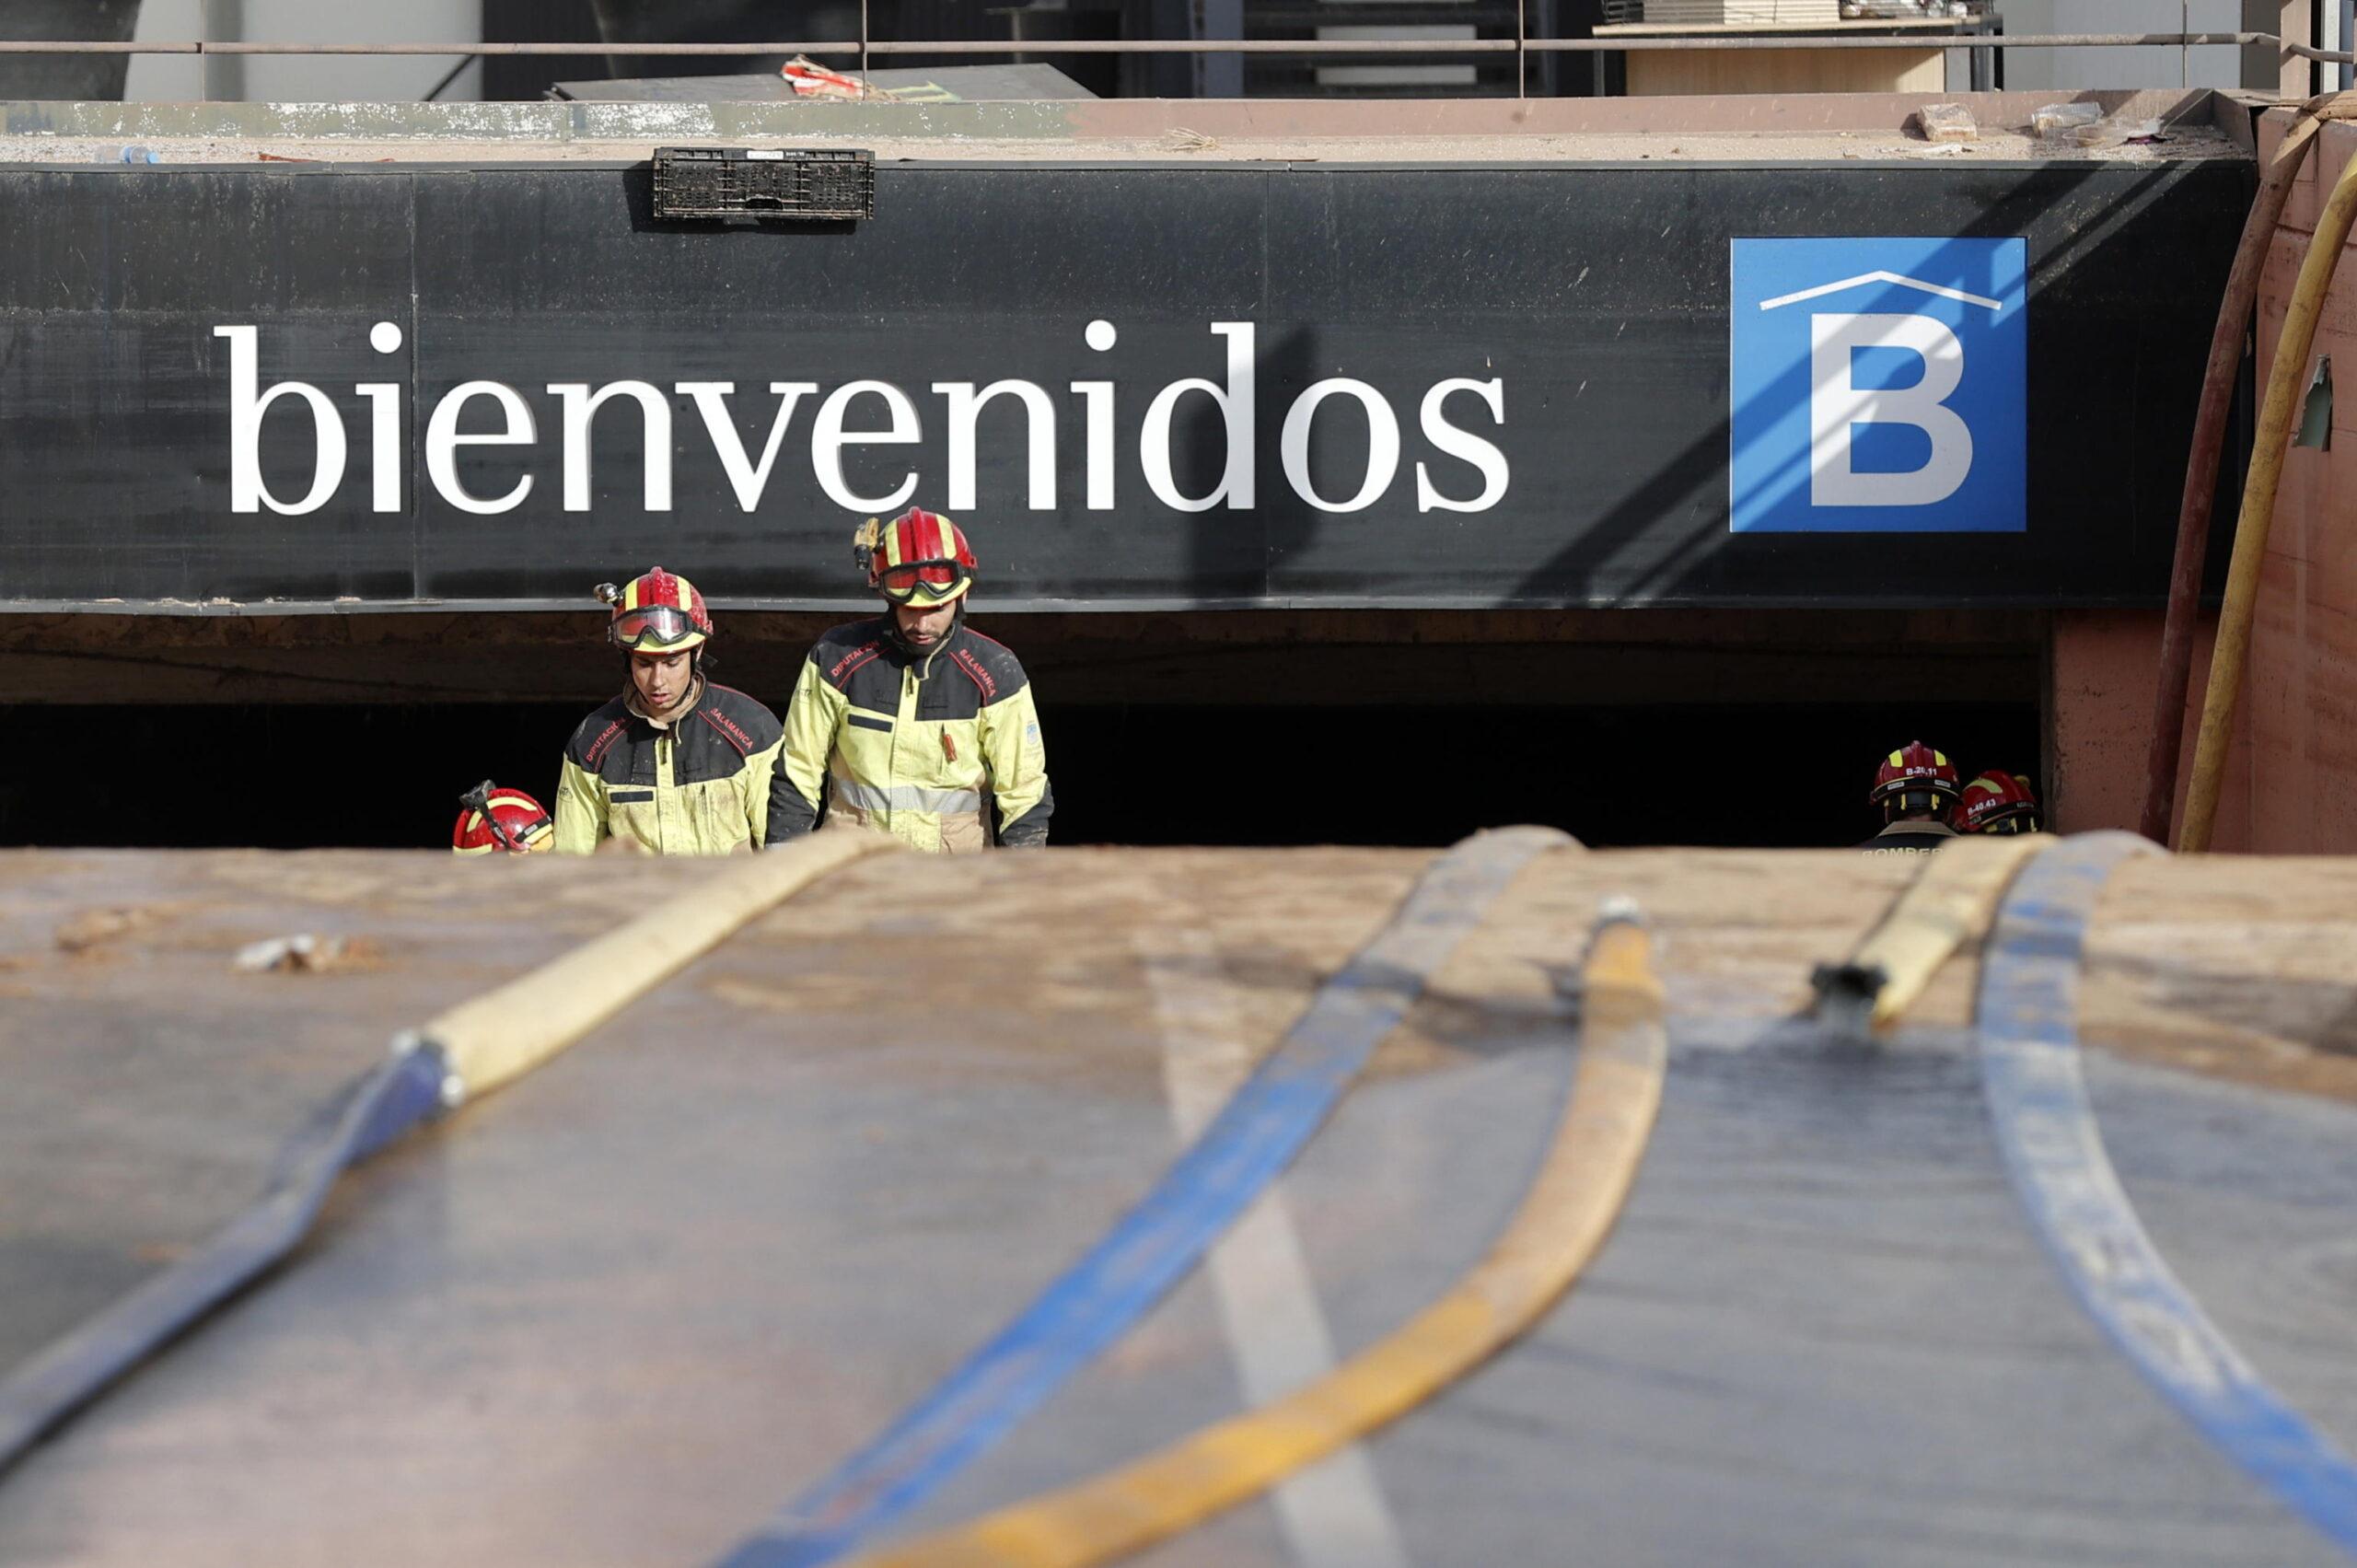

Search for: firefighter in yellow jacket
xmin=768 ymin=507 xmax=1051 ymax=853
xmin=553 ymin=567 xmax=785 ymax=854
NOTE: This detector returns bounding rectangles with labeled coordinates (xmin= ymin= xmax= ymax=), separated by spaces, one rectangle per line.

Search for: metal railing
xmin=0 ymin=30 xmax=2346 ymax=99
xmin=0 ymin=31 xmax=2344 ymax=55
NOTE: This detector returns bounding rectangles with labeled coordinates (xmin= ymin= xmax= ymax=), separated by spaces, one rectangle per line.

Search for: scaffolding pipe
xmin=0 ymin=32 xmax=2343 ymax=63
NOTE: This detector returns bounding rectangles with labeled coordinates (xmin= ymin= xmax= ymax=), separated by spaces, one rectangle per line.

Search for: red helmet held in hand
xmin=1869 ymin=741 xmax=1962 ymax=816
xmin=452 ymin=782 xmax=553 ymax=854
xmin=597 ymin=567 xmax=712 ymax=653
xmin=1956 ymin=770 xmax=2043 ymax=835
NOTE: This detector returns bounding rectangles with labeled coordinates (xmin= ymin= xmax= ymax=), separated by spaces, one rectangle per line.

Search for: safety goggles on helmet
xmin=609 ymin=604 xmax=704 ymax=650
xmin=597 ymin=568 xmax=713 ymax=653
xmin=855 ymin=508 xmax=977 ymax=607
xmin=875 ymin=559 xmax=970 ymax=606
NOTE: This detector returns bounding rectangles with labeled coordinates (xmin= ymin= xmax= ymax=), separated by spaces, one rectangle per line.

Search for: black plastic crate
xmin=650 ymin=146 xmax=876 ymax=221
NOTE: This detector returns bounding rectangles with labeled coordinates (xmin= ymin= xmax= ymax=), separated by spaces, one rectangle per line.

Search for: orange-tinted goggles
xmin=610 ymin=605 xmax=702 ymax=647
xmin=877 ymin=561 xmax=966 ymax=603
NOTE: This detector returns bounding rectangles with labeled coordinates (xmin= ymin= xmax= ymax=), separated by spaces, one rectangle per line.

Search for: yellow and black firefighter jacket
xmin=768 ymin=617 xmax=1051 ymax=853
xmin=553 ymin=679 xmax=785 ymax=855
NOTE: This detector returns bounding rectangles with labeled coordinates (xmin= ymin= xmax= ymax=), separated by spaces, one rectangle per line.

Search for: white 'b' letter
xmin=1809 ymin=313 xmax=1972 ymax=507
xmin=215 ymin=325 xmax=348 ymax=515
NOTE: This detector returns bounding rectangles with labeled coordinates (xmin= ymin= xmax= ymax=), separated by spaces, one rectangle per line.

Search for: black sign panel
xmin=0 ymin=157 xmax=2250 ymax=611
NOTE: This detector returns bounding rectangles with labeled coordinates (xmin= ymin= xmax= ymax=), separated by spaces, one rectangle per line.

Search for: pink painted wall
xmin=2048 ymin=610 xmax=2252 ymax=843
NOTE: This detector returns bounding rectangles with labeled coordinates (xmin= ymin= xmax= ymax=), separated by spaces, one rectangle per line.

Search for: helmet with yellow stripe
xmin=452 ymin=782 xmax=553 ymax=854
xmin=853 ymin=506 xmax=977 ymax=609
xmin=1869 ymin=740 xmax=1962 ymax=819
xmin=596 ymin=566 xmax=713 ymax=654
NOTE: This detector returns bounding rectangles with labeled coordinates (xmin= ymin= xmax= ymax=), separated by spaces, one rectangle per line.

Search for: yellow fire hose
xmin=419 ymin=828 xmax=898 ymax=1104
xmin=1809 ymin=836 xmax=2049 ymax=1038
xmin=854 ymin=904 xmax=1667 ymax=1568
xmin=2182 ymin=126 xmax=2357 ymax=853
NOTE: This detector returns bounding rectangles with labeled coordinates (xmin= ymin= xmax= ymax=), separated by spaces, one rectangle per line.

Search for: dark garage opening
xmin=0 ymin=701 xmax=2039 ymax=851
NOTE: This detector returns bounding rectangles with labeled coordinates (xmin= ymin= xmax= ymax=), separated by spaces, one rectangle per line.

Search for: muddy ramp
xmin=1 ymin=844 xmax=2353 ymax=1565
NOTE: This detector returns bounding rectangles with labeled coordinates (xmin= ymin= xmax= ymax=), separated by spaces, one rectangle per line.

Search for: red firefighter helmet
xmin=1869 ymin=741 xmax=1963 ymax=812
xmin=1956 ymin=770 xmax=2043 ymax=834
xmin=854 ymin=507 xmax=977 ymax=608
xmin=452 ymin=782 xmax=553 ymax=854
xmin=597 ymin=567 xmax=712 ymax=653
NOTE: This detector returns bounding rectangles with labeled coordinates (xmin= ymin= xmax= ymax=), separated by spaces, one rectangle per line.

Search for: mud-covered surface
xmin=0 ymin=87 xmax=2253 ymax=167
xmin=0 ymin=126 xmax=2247 ymax=166
xmin=2079 ymin=856 xmax=2357 ymax=1102
xmin=2 ymin=843 xmax=2354 ymax=1565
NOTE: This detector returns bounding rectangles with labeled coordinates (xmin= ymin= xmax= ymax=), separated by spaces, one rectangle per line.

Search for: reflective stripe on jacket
xmin=1857 ymin=820 xmax=1957 ymax=855
xmin=768 ymin=617 xmax=1051 ymax=854
xmin=553 ymin=680 xmax=784 ymax=855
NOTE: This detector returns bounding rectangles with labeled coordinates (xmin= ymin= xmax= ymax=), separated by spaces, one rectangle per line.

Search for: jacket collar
xmin=624 ymin=675 xmax=703 ymax=730
xmin=877 ymin=607 xmax=967 ymax=677
xmin=1875 ymin=819 xmax=1956 ymax=840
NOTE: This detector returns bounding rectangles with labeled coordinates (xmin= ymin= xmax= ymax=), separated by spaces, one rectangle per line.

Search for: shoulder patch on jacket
xmin=699 ymin=683 xmax=784 ymax=754
xmin=565 ymin=695 xmax=633 ymax=769
xmin=698 ymin=707 xmax=755 ymax=758
xmin=809 ymin=619 xmax=891 ymax=691
xmin=949 ymin=627 xmax=1029 ymax=703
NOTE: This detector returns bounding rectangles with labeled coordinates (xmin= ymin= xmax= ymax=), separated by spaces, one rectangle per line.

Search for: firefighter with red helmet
xmin=452 ymin=782 xmax=554 ymax=854
xmin=552 ymin=567 xmax=785 ymax=855
xmin=767 ymin=506 xmax=1051 ymax=854
xmin=1861 ymin=741 xmax=1962 ymax=854
xmin=1955 ymin=770 xmax=2043 ymax=835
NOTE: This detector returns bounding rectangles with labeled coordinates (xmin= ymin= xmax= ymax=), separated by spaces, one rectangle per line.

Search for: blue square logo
xmin=1730 ymin=237 xmax=2027 ymax=534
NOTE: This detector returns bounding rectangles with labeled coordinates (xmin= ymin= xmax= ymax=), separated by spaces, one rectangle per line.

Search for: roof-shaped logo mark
xmin=1758 ymin=270 xmax=2003 ymax=313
